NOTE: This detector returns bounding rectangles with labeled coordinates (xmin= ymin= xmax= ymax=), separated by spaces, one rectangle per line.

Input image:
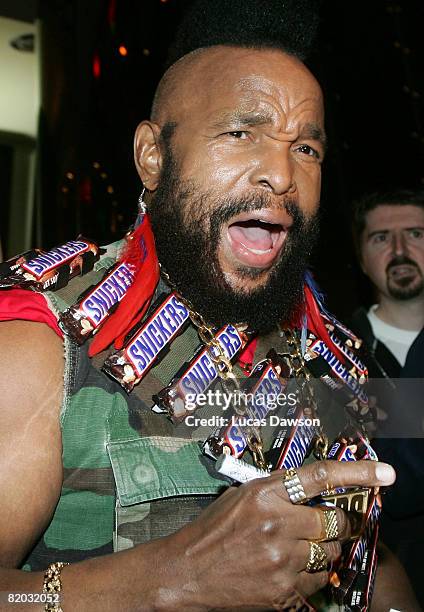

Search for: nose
xmin=249 ymin=144 xmax=296 ymax=195
xmin=392 ymin=232 xmax=407 ymax=256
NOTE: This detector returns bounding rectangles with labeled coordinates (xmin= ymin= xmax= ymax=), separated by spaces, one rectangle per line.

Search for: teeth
xmin=242 ymin=244 xmax=272 ymax=255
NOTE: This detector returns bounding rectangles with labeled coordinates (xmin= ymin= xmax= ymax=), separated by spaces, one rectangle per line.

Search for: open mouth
xmin=225 ymin=209 xmax=291 ymax=269
xmin=388 ymin=264 xmax=418 ymax=281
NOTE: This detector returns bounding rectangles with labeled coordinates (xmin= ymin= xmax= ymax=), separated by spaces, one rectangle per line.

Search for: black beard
xmin=148 ymin=150 xmax=319 ymax=333
xmin=386 ymin=256 xmax=424 ymax=301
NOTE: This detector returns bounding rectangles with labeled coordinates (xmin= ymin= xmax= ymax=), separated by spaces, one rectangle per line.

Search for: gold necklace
xmin=161 ymin=270 xmax=328 ymax=467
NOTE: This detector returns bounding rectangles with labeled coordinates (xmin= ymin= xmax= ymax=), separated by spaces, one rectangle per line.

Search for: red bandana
xmin=89 ymin=215 xmax=160 ymax=356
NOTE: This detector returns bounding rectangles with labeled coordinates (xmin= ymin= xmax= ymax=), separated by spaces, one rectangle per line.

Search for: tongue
xmin=229 ymin=224 xmax=274 ymax=251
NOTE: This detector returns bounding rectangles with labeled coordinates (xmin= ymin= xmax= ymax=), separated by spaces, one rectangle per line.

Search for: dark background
xmin=1 ymin=0 xmax=423 ymax=320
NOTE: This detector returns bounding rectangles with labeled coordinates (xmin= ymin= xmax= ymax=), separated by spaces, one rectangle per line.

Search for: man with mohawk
xmin=0 ymin=1 xmax=418 ymax=609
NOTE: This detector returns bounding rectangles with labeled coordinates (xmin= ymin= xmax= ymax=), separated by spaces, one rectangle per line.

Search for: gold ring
xmin=316 ymin=508 xmax=339 ymax=542
xmin=320 ymin=481 xmax=336 ymax=496
xmin=306 ymin=541 xmax=328 ymax=573
xmin=282 ymin=468 xmax=307 ymax=504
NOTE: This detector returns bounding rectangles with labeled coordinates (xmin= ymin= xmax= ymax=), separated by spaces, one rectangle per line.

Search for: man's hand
xmin=148 ymin=459 xmax=396 ymax=611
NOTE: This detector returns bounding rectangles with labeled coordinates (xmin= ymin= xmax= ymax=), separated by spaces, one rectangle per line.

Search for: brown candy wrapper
xmin=204 ymin=354 xmax=291 ymax=460
xmin=102 ymin=291 xmax=190 ymax=393
xmin=152 ymin=324 xmax=250 ymax=422
xmin=59 ymin=261 xmax=135 ymax=344
xmin=264 ymin=402 xmax=318 ymax=471
xmin=0 ymin=249 xmax=43 ymax=279
xmin=0 ymin=238 xmax=100 ymax=292
xmin=342 ymin=523 xmax=379 ymax=611
xmin=329 ymin=492 xmax=381 ymax=604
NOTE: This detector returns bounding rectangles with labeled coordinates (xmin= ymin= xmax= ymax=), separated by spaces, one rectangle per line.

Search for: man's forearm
xmin=0 ymin=543 xmax=169 ymax=612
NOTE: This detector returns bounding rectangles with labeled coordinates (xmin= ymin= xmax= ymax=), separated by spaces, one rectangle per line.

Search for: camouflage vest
xmin=20 ymin=241 xmax=344 ymax=609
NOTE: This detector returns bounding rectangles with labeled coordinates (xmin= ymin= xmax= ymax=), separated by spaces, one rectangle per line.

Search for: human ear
xmin=133 ymin=121 xmax=162 ymax=191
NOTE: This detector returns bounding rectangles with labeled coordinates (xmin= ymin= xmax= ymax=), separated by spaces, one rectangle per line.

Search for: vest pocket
xmin=107 ymin=436 xmax=228 ymax=551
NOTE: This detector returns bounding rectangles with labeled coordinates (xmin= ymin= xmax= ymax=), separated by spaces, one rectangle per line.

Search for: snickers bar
xmin=306 ymin=337 xmax=368 ymax=404
xmin=204 ymin=358 xmax=289 ymax=460
xmin=327 ymin=429 xmax=378 ymax=464
xmin=327 ymin=440 xmax=356 ymax=463
xmin=342 ymin=523 xmax=379 ymax=611
xmin=0 ymin=238 xmax=100 ymax=291
xmin=333 ymin=494 xmax=381 ymax=603
xmin=265 ymin=403 xmax=318 ymax=471
xmin=102 ymin=291 xmax=190 ymax=392
xmin=322 ymin=312 xmax=362 ymax=347
xmin=152 ymin=324 xmax=249 ymax=422
xmin=0 ymin=249 xmax=42 ymax=279
xmin=329 ymin=331 xmax=367 ymax=377
xmin=59 ymin=261 xmax=136 ymax=344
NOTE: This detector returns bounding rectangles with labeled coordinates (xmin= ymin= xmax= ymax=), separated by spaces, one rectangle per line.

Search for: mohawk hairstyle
xmin=166 ymin=0 xmax=321 ymax=67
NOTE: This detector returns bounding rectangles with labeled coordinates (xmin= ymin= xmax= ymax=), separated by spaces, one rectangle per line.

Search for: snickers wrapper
xmin=0 ymin=238 xmax=100 ymax=291
xmin=342 ymin=523 xmax=379 ymax=611
xmin=152 ymin=324 xmax=250 ymax=422
xmin=304 ymin=335 xmax=368 ymax=406
xmin=327 ymin=428 xmax=378 ymax=464
xmin=102 ymin=291 xmax=190 ymax=393
xmin=59 ymin=261 xmax=135 ymax=344
xmin=265 ymin=402 xmax=318 ymax=471
xmin=332 ymin=494 xmax=381 ymax=604
xmin=203 ymin=357 xmax=290 ymax=460
xmin=0 ymin=249 xmax=43 ymax=279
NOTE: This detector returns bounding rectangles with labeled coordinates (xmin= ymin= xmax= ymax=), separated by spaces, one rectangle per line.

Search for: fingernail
xmin=375 ymin=463 xmax=396 ymax=485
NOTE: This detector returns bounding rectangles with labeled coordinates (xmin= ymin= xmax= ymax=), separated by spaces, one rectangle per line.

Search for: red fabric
xmin=89 ymin=215 xmax=160 ymax=356
xmin=0 ymin=286 xmax=258 ymax=372
xmin=0 ymin=288 xmax=63 ymax=337
xmin=238 ymin=338 xmax=258 ymax=374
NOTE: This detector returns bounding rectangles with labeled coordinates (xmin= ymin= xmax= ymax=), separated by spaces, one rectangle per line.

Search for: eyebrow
xmin=299 ymin=123 xmax=327 ymax=150
xmin=211 ymin=112 xmax=327 ymax=148
xmin=211 ymin=110 xmax=274 ymax=130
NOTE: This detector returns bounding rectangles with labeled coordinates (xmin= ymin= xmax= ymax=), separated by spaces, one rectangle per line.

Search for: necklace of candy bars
xmin=0 ymin=233 xmax=370 ymax=437
xmin=0 ymin=235 xmax=372 ymax=469
xmin=0 ymin=233 xmax=371 ymax=455
xmin=0 ymin=234 xmax=380 ymax=609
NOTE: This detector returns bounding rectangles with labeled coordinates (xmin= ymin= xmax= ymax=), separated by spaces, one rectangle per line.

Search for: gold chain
xmin=281 ymin=329 xmax=328 ymax=460
xmin=161 ymin=270 xmax=267 ymax=467
xmin=161 ymin=270 xmax=235 ymax=380
xmin=161 ymin=270 xmax=326 ymax=466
